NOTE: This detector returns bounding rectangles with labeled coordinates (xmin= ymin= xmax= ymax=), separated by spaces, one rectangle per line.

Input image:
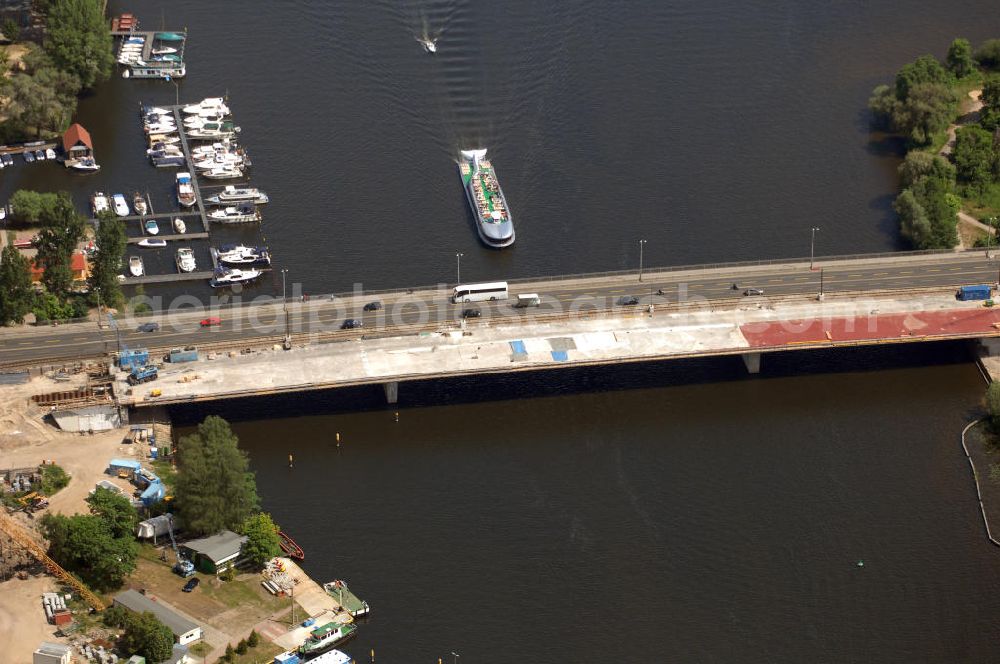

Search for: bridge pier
xmin=741 ymin=352 xmax=762 ymax=374
xmin=383 ymin=381 xmax=399 ymax=404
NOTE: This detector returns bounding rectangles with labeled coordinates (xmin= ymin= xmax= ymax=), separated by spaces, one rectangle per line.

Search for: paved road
xmin=2 ymin=253 xmax=996 ymax=367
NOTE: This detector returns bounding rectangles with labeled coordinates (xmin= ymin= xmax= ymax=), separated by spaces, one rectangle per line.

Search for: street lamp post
xmin=455 ymin=252 xmax=463 ymax=285
xmin=819 ymin=267 xmax=825 ymax=301
xmin=810 ymin=227 xmax=820 ymax=270
xmin=281 ymin=268 xmax=290 ymax=345
xmin=451 ymin=652 xmax=460 ymax=664
xmin=638 ymin=239 xmax=647 ymax=282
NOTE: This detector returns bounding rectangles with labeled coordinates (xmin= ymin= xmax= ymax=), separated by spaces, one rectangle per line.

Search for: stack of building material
xmin=42 ymin=592 xmax=71 ymax=625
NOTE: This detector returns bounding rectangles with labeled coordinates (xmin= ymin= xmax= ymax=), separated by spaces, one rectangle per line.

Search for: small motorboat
xmin=175 ymin=247 xmax=196 ymax=273
xmin=150 ymin=54 xmax=182 ymax=63
xmin=142 ymin=105 xmax=171 ymax=116
xmin=0 ymin=207 xmax=5 ymax=222
xmin=419 ymin=37 xmax=438 ymax=53
xmin=138 ymin=238 xmax=166 ymax=248
xmin=210 ymin=267 xmax=263 ymax=288
xmin=45 ymin=148 xmax=56 ymax=160
xmin=112 ymin=193 xmax=130 ymax=216
xmin=147 ymin=143 xmax=183 ymax=156
xmin=176 ymin=172 xmax=196 ymax=207
xmin=128 ymin=256 xmax=144 ymax=277
xmin=91 ymin=192 xmax=110 ymax=216
xmin=34 ymin=149 xmax=45 ymax=161
xmin=173 ymin=218 xmax=187 ymax=234
xmin=133 ymin=192 xmax=148 ymax=216
xmin=1 ymin=154 xmax=13 ymax=166
xmin=150 ymin=155 xmax=186 ymax=168
xmin=144 ymin=219 xmax=160 ymax=235
xmin=182 ymin=97 xmax=228 ymax=115
xmin=151 ymin=46 xmax=177 ymax=56
xmin=70 ymin=158 xmax=101 ymax=172
xmin=148 ymin=134 xmax=180 ymax=146
xmin=22 ymin=151 xmax=34 ymax=163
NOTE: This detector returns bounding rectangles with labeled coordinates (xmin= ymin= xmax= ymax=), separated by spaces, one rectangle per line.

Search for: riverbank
xmin=963 ymin=419 xmax=1000 ymax=546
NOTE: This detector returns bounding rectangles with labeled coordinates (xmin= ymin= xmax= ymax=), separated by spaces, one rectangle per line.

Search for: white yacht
xmin=204 ymin=186 xmax=270 ymax=205
xmin=175 ymin=247 xmax=196 ymax=273
xmin=210 ymin=267 xmax=262 ymax=288
xmin=70 ymin=158 xmax=101 ymax=172
xmin=182 ymin=97 xmax=229 ymax=116
xmin=201 ymin=166 xmax=243 ymax=180
xmin=176 ymin=172 xmax=196 ymax=207
xmin=128 ymin=256 xmax=144 ymax=277
xmin=173 ymin=218 xmax=187 ymax=234
xmin=138 ymin=238 xmax=166 ymax=248
xmin=215 ymin=244 xmax=271 ymax=266
xmin=208 ymin=204 xmax=259 ymax=223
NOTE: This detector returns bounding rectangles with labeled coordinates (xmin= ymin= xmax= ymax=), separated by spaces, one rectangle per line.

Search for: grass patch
xmin=227 ymin=641 xmax=285 ymax=664
xmin=189 ymin=641 xmax=212 ymax=657
xmin=150 ymin=459 xmax=177 ymax=492
xmin=40 ymin=463 xmax=70 ymax=496
xmin=199 ymin=570 xmax=283 ymax=611
xmin=962 ymin=182 xmax=1000 ymax=220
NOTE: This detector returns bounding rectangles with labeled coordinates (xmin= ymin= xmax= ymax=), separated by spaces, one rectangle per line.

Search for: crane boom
xmin=0 ymin=510 xmax=106 ymax=611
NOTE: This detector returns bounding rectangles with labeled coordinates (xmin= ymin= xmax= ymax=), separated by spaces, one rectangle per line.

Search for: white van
xmin=513 ymin=293 xmax=540 ymax=308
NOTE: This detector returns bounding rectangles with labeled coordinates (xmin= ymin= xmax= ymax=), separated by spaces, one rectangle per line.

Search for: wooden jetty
xmin=127 ymin=271 xmax=214 ymax=285
xmin=126 ymin=233 xmax=209 ymax=244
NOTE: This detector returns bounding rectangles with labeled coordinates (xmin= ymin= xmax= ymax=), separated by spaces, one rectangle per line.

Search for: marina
xmin=111 ymin=14 xmax=188 ymax=81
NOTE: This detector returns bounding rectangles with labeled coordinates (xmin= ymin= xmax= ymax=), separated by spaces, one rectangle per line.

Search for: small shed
xmin=32 ymin=642 xmax=72 ymax=664
xmin=62 ymin=123 xmax=93 ymax=159
xmin=181 ymin=530 xmax=247 ymax=574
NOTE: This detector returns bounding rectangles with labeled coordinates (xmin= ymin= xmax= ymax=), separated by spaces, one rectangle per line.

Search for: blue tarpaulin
xmin=551 ymin=351 xmax=568 ymax=362
xmin=510 ymin=340 xmax=526 ymax=354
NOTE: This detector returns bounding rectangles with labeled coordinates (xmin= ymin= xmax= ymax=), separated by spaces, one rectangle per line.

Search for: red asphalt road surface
xmin=740 ymin=307 xmax=1000 ymax=347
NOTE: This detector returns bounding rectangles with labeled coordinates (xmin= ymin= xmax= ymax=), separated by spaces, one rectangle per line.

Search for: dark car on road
xmin=136 ymin=322 xmax=160 ymax=333
xmin=617 ymin=295 xmax=640 ymax=306
xmin=363 ymin=301 xmax=383 ymax=312
xmin=341 ymin=318 xmax=363 ymax=329
xmin=461 ymin=308 xmax=481 ymax=319
xmin=182 ymin=577 xmax=200 ymax=592
xmin=743 ymin=288 xmax=765 ymax=296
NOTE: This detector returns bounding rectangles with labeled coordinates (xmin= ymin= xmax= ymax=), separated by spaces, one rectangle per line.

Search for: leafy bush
xmin=40 ymin=463 xmax=69 ymax=495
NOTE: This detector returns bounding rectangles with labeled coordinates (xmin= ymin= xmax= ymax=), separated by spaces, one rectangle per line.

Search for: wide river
xmin=10 ymin=0 xmax=1000 ymax=660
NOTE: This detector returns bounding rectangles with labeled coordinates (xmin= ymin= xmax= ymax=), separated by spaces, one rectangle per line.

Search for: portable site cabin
xmin=140 ymin=479 xmax=165 ymax=506
xmin=32 ymin=641 xmax=72 ymax=664
xmin=107 ymin=458 xmax=142 ymax=478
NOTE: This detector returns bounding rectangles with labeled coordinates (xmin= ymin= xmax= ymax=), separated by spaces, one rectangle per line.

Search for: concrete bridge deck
xmin=114 ymin=288 xmax=1000 ymax=407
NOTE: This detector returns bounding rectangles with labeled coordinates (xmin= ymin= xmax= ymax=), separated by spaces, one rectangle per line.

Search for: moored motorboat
xmin=112 ymin=193 xmax=130 ymax=217
xmin=173 ymin=218 xmax=187 ymax=234
xmin=186 ymin=121 xmax=239 ymax=140
xmin=133 ymin=192 xmax=148 ymax=216
xmin=297 ymin=623 xmax=357 ymax=657
xmin=322 ymin=579 xmax=371 ymax=618
xmin=154 ymin=32 xmax=186 ymax=42
xmin=201 ymin=166 xmax=243 ymax=180
xmin=175 ymin=247 xmax=196 ymax=273
xmin=205 ymin=185 xmax=269 ymax=205
xmin=182 ymin=97 xmax=228 ymax=115
xmin=144 ymin=219 xmax=160 ymax=235
xmin=458 ymin=148 xmax=515 ymax=248
xmin=210 ymin=267 xmax=263 ymax=288
xmin=45 ymin=148 xmax=56 ymax=160
xmin=176 ymin=172 xmax=196 ymax=207
xmin=70 ymin=158 xmax=101 ymax=172
xmin=215 ymin=244 xmax=271 ymax=266
xmin=151 ymin=46 xmax=177 ymax=56
xmin=151 ymin=155 xmax=186 ymax=168
xmin=137 ymin=238 xmax=166 ymax=248
xmin=91 ymin=192 xmax=110 ymax=216
xmin=208 ymin=203 xmax=259 ymax=223
xmin=128 ymin=256 xmax=144 ymax=277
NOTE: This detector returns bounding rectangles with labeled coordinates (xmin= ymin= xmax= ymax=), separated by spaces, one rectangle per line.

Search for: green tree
xmin=894 ymin=189 xmax=934 ymax=248
xmin=3 ymin=73 xmax=71 ymax=137
xmin=980 ymin=78 xmax=1000 ymax=132
xmin=868 ymin=84 xmax=900 ymax=130
xmin=33 ymin=195 xmax=85 ymax=298
xmin=239 ymin=512 xmax=281 ymax=569
xmin=895 ymin=54 xmax=950 ymax=100
xmin=236 ymin=639 xmax=248 ymax=655
xmin=988 ymin=382 xmax=1000 ymax=431
xmin=892 ymin=82 xmax=959 ymax=145
xmin=953 ymin=125 xmax=996 ymax=190
xmin=910 ymin=174 xmax=959 ymax=248
xmin=40 ymin=512 xmax=137 ymax=591
xmin=39 ymin=463 xmax=69 ymax=495
xmin=89 ymin=211 xmax=125 ymax=308
xmin=0 ymin=244 xmax=34 ymax=325
xmin=43 ymin=0 xmax=113 ymax=89
xmin=175 ymin=416 xmax=260 ymax=536
xmin=118 ymin=611 xmax=173 ymax=663
xmin=247 ymin=630 xmax=260 ymax=648
xmin=86 ymin=486 xmax=138 ymax=539
xmin=975 ymin=39 xmax=1000 ymax=70
xmin=897 ymin=151 xmax=956 ymax=189
xmin=2 ymin=18 xmax=21 ymax=42
xmin=946 ymin=38 xmax=976 ymax=78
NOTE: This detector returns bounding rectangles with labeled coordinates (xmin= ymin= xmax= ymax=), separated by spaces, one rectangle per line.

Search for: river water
xmin=9 ymin=0 xmax=1000 ymax=659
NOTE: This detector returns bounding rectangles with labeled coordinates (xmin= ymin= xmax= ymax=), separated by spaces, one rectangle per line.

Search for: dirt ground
xmin=0 ymin=375 xmax=144 ymax=662
xmin=0 ymin=573 xmax=62 ymax=664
